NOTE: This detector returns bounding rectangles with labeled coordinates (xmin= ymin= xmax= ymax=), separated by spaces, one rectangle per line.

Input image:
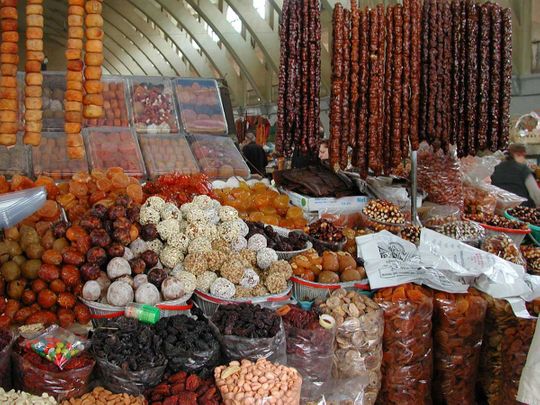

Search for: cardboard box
xmin=284 ymin=189 xmax=370 ymax=213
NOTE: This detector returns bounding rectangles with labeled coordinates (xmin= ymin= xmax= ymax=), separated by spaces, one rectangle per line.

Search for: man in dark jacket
xmin=491 ymin=143 xmax=540 ymax=207
xmin=242 ymin=132 xmax=267 ymax=176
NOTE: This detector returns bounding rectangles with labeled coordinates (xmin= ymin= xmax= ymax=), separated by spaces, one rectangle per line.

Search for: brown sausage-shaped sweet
xmin=449 ymin=0 xmax=460 ymax=148
xmin=355 ymin=8 xmax=370 ymax=177
xmin=401 ymin=0 xmax=411 ymax=158
xmin=349 ymin=2 xmax=360 ymax=148
xmin=465 ymin=2 xmax=479 ymax=157
xmin=307 ymin=0 xmax=321 ymax=152
xmin=330 ymin=4 xmax=344 ymax=171
xmin=376 ymin=4 xmax=386 ymax=175
xmin=285 ymin=0 xmax=300 ymax=157
xmin=275 ymin=0 xmax=290 ymax=156
xmin=477 ymin=3 xmax=491 ymax=152
xmin=340 ymin=9 xmax=351 ymax=170
xmin=488 ymin=3 xmax=502 ymax=152
xmin=409 ymin=0 xmax=421 ymax=151
xmin=427 ymin=0 xmax=439 ymax=143
xmin=367 ymin=7 xmax=380 ymax=174
xmin=457 ymin=0 xmax=468 ymax=157
xmin=441 ymin=2 xmax=452 ymax=151
xmin=391 ymin=6 xmax=403 ymax=169
xmin=383 ymin=6 xmax=395 ymax=173
xmin=297 ymin=0 xmax=309 ymax=152
xmin=435 ymin=0 xmax=445 ymax=146
xmin=499 ymin=7 xmax=512 ymax=151
xmin=419 ymin=0 xmax=431 ymax=143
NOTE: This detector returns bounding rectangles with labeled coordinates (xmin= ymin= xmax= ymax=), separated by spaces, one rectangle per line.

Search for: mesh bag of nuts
xmin=417 ymin=144 xmax=464 ymax=212
xmin=432 ymin=289 xmax=487 ymax=405
xmin=478 ymin=294 xmax=538 ymax=404
xmin=374 ymin=284 xmax=434 ymax=405
xmin=317 ymin=289 xmax=384 ymax=405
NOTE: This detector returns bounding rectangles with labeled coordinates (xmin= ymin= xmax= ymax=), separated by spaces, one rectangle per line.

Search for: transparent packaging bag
xmin=463 ymin=182 xmax=497 ymax=216
xmin=417 ymin=143 xmax=464 ymax=211
xmin=283 ymin=311 xmax=335 ymax=402
xmin=0 ymin=186 xmax=46 ymax=228
xmin=0 ymin=330 xmax=15 ymax=390
xmin=374 ymin=284 xmax=434 ymax=405
xmin=432 ymin=289 xmax=487 ymax=405
xmin=481 ymin=234 xmax=526 ymax=266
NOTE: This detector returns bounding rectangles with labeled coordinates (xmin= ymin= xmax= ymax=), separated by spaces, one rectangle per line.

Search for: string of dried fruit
xmin=285 ymin=0 xmax=300 ymax=156
xmin=354 ymin=9 xmax=369 ymax=177
xmin=418 ymin=0 xmax=431 ymax=143
xmin=391 ymin=5 xmax=403 ymax=169
xmin=339 ymin=9 xmax=351 ymax=170
xmin=275 ymin=0 xmax=290 ymax=156
xmin=376 ymin=4 xmax=386 ymax=175
xmin=297 ymin=0 xmax=309 ymax=152
xmin=477 ymin=3 xmax=491 ymax=152
xmin=426 ymin=0 xmax=438 ymax=143
xmin=464 ymin=2 xmax=479 ymax=157
xmin=434 ymin=1 xmax=445 ymax=146
xmin=409 ymin=0 xmax=421 ymax=151
xmin=65 ymin=0 xmax=85 ymax=160
xmin=449 ymin=0 xmax=462 ymax=147
xmin=329 ymin=3 xmax=344 ymax=171
xmin=441 ymin=2 xmax=452 ymax=151
xmin=367 ymin=7 xmax=381 ymax=174
xmin=499 ymin=7 xmax=512 ymax=151
xmin=348 ymin=1 xmax=359 ymax=148
xmin=24 ymin=0 xmax=44 ymax=146
xmin=83 ymin=0 xmax=104 ymax=122
xmin=383 ymin=6 xmax=394 ymax=173
xmin=307 ymin=0 xmax=321 ymax=152
xmin=488 ymin=3 xmax=502 ymax=152
xmin=0 ymin=0 xmax=18 ymax=146
xmin=401 ymin=0 xmax=411 ymax=157
xmin=457 ymin=0 xmax=467 ymax=156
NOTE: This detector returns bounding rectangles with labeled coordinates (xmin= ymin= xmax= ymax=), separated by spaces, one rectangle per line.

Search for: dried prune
xmin=89 ymin=229 xmax=111 ymax=248
xmin=212 ymin=303 xmax=281 ymax=338
xmin=86 ymin=246 xmax=107 ymax=265
xmin=141 ymin=224 xmax=158 ymax=241
xmin=107 ymin=243 xmax=125 ymax=258
xmin=140 ymin=250 xmax=158 ymax=268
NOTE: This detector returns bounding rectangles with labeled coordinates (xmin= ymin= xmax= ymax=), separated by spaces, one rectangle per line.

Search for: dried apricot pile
xmin=432 ymin=289 xmax=487 ymax=405
xmin=56 ymin=168 xmax=143 ymax=224
xmin=374 ymin=284 xmax=433 ymax=405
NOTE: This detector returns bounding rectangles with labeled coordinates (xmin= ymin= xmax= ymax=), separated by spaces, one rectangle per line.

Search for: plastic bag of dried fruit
xmin=317 ymin=289 xmax=384 ymax=405
xmin=478 ymin=294 xmax=538 ymax=404
xmin=281 ymin=306 xmax=335 ymax=402
xmin=217 ymin=321 xmax=287 ymax=365
xmin=417 ymin=143 xmax=464 ymax=212
xmin=463 ymin=181 xmax=497 ymax=216
xmin=481 ymin=234 xmax=526 ymax=266
xmin=374 ymin=283 xmax=434 ymax=405
xmin=432 ymin=289 xmax=487 ymax=405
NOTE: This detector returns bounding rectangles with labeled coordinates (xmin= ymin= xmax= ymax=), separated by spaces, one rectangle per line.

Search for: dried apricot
xmin=126 ymin=183 xmax=143 ymax=203
xmin=69 ymin=181 xmax=88 ymax=197
xmin=96 ymin=177 xmax=112 ymax=192
xmin=72 ymin=172 xmax=92 ymax=183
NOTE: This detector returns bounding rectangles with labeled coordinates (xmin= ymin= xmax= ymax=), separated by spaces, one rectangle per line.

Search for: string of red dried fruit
xmin=275 ymin=0 xmax=321 ymax=158
xmin=83 ymin=0 xmax=104 ymax=121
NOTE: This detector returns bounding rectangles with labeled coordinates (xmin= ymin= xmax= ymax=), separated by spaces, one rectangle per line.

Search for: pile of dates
xmin=463 ymin=213 xmax=528 ymax=230
xmin=0 ymin=222 xmax=91 ymax=328
xmin=153 ymin=311 xmax=221 ymax=376
xmin=521 ymin=245 xmax=540 ymax=275
xmin=91 ymin=317 xmax=165 ymax=372
xmin=245 ymin=221 xmax=307 ymax=252
xmin=305 ymin=219 xmax=345 ymax=243
xmin=507 ymin=206 xmax=540 ymax=226
xmin=212 ymin=303 xmax=281 ymax=339
xmin=145 ymin=370 xmax=221 ymax=405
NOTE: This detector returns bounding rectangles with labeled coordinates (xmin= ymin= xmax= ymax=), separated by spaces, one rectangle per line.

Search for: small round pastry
xmin=66 ymin=70 xmax=83 ymax=82
xmin=25 ymin=121 xmax=42 ymax=132
xmin=25 ymin=97 xmax=42 ymax=110
xmin=0 ymin=42 xmax=18 ymax=54
xmin=0 ymin=7 xmax=17 ymax=19
xmin=68 ymin=0 xmax=84 ymax=6
xmin=26 ymin=51 xmax=44 ymax=61
xmin=83 ymin=105 xmax=103 ymax=119
xmin=26 ymin=39 xmax=43 ymax=51
xmin=65 ymin=111 xmax=82 ymax=123
xmin=67 ymin=5 xmax=84 ymax=15
xmin=26 ymin=27 xmax=43 ymax=39
xmin=25 ymin=109 xmax=43 ymax=121
xmin=66 ymin=80 xmax=83 ymax=91
xmin=25 ymin=60 xmax=42 ymax=73
xmin=84 ymin=66 xmax=102 ymax=80
xmin=25 ymin=4 xmax=43 ymax=14
xmin=25 ymin=72 xmax=43 ymax=86
xmin=64 ymin=122 xmax=82 ymax=134
xmin=67 ymin=39 xmax=83 ymax=50
xmin=0 ymin=64 xmax=17 ymax=77
xmin=0 ymin=99 xmax=17 ymax=110
xmin=67 ymin=26 xmax=83 ymax=39
xmin=1 ymin=31 xmax=18 ymax=42
xmin=0 ymin=110 xmax=17 ymax=122
xmin=0 ymin=77 xmax=16 ymax=88
xmin=84 ymin=52 xmax=103 ymax=66
xmin=83 ymin=93 xmax=103 ymax=106
xmin=0 ymin=88 xmax=17 ymax=99
xmin=67 ymin=146 xmax=85 ymax=160
xmin=67 ymin=14 xmax=83 ymax=27
xmin=0 ymin=19 xmax=17 ymax=31
xmin=0 ymin=53 xmax=18 ymax=64
xmin=65 ymin=90 xmax=83 ymax=102
xmin=85 ymin=39 xmax=103 ymax=53
xmin=84 ymin=80 xmax=103 ymax=94
xmin=65 ymin=101 xmax=82 ymax=112
xmin=85 ymin=14 xmax=103 ymax=28
xmin=0 ymin=122 xmax=17 ymax=133
xmin=0 ymin=134 xmax=16 ymax=146
xmin=67 ymin=59 xmax=83 ymax=71
xmin=85 ymin=0 xmax=102 ymax=14
xmin=26 ymin=14 xmax=44 ymax=27
xmin=85 ymin=27 xmax=103 ymax=40
xmin=65 ymin=48 xmax=82 ymax=60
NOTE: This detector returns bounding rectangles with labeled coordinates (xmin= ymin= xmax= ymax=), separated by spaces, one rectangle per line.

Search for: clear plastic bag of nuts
xmin=481 ymin=234 xmax=525 ymax=266
xmin=316 ymin=289 xmax=384 ymax=405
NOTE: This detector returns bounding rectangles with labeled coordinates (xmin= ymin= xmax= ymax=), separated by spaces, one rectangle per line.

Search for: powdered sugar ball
xmin=192 ymin=195 xmax=215 ymax=210
xmin=161 ymin=276 xmax=185 ymax=300
xmin=207 ymin=209 xmax=220 ymax=225
xmin=159 ymin=245 xmax=184 ymax=269
xmin=139 ymin=207 xmax=160 ymax=225
xmin=122 ymin=247 xmax=135 ymax=261
xmin=133 ymin=274 xmax=148 ymax=289
xmin=135 ymin=283 xmax=160 ymax=305
xmin=107 ymin=281 xmax=134 ymax=306
xmin=82 ymin=281 xmax=101 ymax=301
xmin=175 ymin=270 xmax=197 ymax=295
xmin=218 ymin=221 xmax=240 ymax=243
xmin=188 ymin=237 xmax=212 ymax=254
xmin=116 ymin=275 xmax=134 ymax=289
xmin=169 ymin=263 xmax=184 ymax=278
xmin=157 ymin=219 xmax=180 ymax=241
xmin=196 ymin=271 xmax=218 ymax=292
xmin=146 ymin=239 xmax=164 ymax=255
xmin=219 ymin=206 xmax=238 ymax=222
xmin=144 ymin=196 xmax=166 ymax=212
xmin=231 ymin=236 xmax=248 ymax=252
xmin=107 ymin=257 xmax=131 ymax=279
xmin=210 ymin=277 xmax=236 ymax=299
xmin=235 ymin=220 xmax=249 ymax=238
xmin=240 ymin=268 xmax=260 ymax=288
xmin=257 ymin=247 xmax=278 ymax=270
xmin=168 ymin=233 xmax=190 ymax=253
xmin=129 ymin=239 xmax=147 ymax=257
xmin=248 ymin=234 xmax=267 ymax=251
xmin=160 ymin=203 xmax=182 ymax=220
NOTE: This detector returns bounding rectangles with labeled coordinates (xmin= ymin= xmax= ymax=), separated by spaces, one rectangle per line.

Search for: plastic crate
xmin=290 ymin=277 xmax=370 ymax=302
xmin=85 ymin=76 xmax=130 ymax=128
xmin=32 ymin=132 xmax=88 ymax=180
xmin=0 ymin=134 xmax=30 ymax=178
xmin=174 ymin=78 xmax=228 ymax=135
xmin=128 ymin=76 xmax=179 ymax=134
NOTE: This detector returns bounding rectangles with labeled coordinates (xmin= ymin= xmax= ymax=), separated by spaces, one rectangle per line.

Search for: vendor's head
xmin=507 ymin=143 xmax=527 ymax=163
xmin=246 ymin=131 xmax=256 ymax=143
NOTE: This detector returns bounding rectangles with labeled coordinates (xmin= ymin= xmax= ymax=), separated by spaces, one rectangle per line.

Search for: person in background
xmin=242 ymin=131 xmax=267 ymax=176
xmin=318 ymin=140 xmax=329 ymax=163
xmin=491 ymin=143 xmax=540 ymax=207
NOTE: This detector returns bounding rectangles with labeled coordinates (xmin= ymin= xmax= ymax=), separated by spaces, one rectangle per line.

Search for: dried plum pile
xmin=212 ymin=303 xmax=281 ymax=339
xmin=246 ymin=221 xmax=307 ymax=251
xmin=91 ymin=317 xmax=166 ymax=371
xmin=153 ymin=309 xmax=221 ymax=377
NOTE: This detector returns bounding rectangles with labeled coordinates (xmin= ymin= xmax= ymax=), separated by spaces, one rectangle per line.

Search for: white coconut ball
xmin=133 ymin=274 xmax=148 ymax=290
xmin=82 ymin=281 xmax=101 ymax=301
xmin=107 ymin=281 xmax=134 ymax=307
xmin=248 ymin=234 xmax=267 ymax=251
xmin=161 ymin=277 xmax=185 ymax=301
xmin=135 ymin=283 xmax=161 ymax=305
